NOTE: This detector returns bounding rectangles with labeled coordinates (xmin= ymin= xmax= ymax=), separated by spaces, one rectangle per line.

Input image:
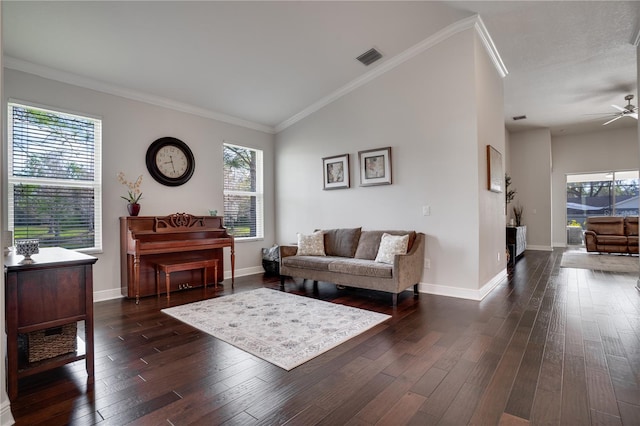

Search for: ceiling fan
xmin=602 ymin=94 xmax=638 ymax=125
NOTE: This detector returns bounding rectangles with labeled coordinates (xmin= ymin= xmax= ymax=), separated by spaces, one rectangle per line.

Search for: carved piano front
xmin=120 ymin=213 xmax=234 ymax=301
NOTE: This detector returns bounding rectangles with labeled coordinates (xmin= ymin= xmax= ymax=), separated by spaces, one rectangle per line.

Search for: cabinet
xmin=4 ymin=247 xmax=97 ymax=400
xmin=506 ymin=226 xmax=527 ymax=266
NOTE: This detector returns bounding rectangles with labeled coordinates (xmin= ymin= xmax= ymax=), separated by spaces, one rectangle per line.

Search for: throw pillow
xmin=296 ymin=231 xmax=326 ymax=256
xmin=374 ymin=233 xmax=409 ymax=264
xmin=323 ymin=228 xmax=362 ymax=257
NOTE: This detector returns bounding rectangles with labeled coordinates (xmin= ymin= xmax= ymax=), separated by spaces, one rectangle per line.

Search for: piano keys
xmin=120 ymin=213 xmax=234 ymax=302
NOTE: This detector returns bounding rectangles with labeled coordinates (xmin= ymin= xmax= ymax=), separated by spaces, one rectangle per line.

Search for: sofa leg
xmin=280 ymin=276 xmax=285 ymax=291
xmin=392 ymin=293 xmax=398 ymax=307
xmin=313 ymin=281 xmax=319 ymax=293
xmin=413 ymin=283 xmax=419 ymax=297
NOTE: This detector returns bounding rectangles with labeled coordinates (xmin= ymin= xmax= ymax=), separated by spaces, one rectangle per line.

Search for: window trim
xmin=7 ymin=101 xmax=103 ymax=252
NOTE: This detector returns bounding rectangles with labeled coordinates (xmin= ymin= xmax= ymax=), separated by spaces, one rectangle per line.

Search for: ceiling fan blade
xmin=630 ymin=112 xmax=638 ymax=119
xmin=603 ymin=115 xmax=624 ymax=125
xmin=611 ymin=105 xmax=626 ymax=112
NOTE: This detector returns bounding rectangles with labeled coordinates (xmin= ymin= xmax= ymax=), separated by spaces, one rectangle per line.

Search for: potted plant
xmin=505 ymin=174 xmax=518 ymax=225
xmin=566 ymin=219 xmax=583 ymax=245
xmin=117 ymin=172 xmax=143 ymax=216
xmin=513 ymin=204 xmax=524 ymax=226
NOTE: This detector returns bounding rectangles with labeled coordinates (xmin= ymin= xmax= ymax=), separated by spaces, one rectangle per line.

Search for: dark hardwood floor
xmin=8 ymin=249 xmax=640 ymax=425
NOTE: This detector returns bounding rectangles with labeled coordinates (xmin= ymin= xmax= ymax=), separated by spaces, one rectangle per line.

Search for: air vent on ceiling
xmin=512 ymin=115 xmax=527 ymax=121
xmin=356 ymin=48 xmax=382 ymax=66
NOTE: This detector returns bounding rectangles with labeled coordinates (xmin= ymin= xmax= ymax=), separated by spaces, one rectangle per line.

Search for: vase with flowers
xmin=117 ymin=172 xmax=143 ymax=216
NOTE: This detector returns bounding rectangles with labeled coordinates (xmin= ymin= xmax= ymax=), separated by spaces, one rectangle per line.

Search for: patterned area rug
xmin=560 ymin=251 xmax=639 ymax=273
xmin=161 ymin=288 xmax=390 ymax=370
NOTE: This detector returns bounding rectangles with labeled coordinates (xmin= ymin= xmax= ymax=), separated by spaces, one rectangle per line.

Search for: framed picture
xmin=359 ymin=147 xmax=392 ymax=186
xmin=487 ymin=145 xmax=503 ymax=193
xmin=323 ymin=154 xmax=350 ymax=190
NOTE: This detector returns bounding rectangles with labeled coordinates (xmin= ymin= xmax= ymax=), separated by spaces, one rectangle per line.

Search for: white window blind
xmin=223 ymin=143 xmax=263 ymax=239
xmin=8 ymin=102 xmax=102 ymax=251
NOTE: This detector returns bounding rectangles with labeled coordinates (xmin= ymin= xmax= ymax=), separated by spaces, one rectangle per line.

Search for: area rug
xmin=560 ymin=251 xmax=639 ymax=273
xmin=161 ymin=288 xmax=390 ymax=370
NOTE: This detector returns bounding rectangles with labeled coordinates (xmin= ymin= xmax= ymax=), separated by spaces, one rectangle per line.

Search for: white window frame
xmin=7 ymin=101 xmax=103 ymax=252
xmin=223 ymin=142 xmax=264 ymax=241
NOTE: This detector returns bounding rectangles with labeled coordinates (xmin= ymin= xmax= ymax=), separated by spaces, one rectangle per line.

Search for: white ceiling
xmin=3 ymin=1 xmax=640 ymax=136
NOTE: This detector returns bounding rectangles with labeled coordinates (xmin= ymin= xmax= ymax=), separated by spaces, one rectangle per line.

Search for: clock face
xmin=155 ymin=145 xmax=189 ymax=179
xmin=146 ymin=137 xmax=195 ymax=186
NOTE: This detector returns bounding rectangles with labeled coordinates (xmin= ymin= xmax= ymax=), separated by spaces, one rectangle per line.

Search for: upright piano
xmin=120 ymin=213 xmax=234 ymax=301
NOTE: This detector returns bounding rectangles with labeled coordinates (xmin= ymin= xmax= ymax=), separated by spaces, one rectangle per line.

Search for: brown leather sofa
xmin=584 ymin=216 xmax=638 ymax=254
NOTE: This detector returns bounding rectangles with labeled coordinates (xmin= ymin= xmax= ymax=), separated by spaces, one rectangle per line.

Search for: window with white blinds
xmin=8 ymin=102 xmax=102 ymax=251
xmin=223 ymin=143 xmax=263 ymax=239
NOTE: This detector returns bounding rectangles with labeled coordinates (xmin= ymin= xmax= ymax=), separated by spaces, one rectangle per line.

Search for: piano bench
xmin=155 ymin=258 xmax=219 ymax=300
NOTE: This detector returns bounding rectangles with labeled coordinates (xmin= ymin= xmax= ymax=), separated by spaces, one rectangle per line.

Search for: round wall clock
xmin=145 ymin=137 xmax=195 ymax=186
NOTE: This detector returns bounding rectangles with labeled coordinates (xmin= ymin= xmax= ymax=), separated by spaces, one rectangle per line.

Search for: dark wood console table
xmin=4 ymin=247 xmax=97 ymax=400
xmin=506 ymin=225 xmax=527 ymax=265
xmin=120 ymin=213 xmax=234 ymax=302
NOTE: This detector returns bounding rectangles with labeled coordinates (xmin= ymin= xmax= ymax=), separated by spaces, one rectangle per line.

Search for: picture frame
xmin=359 ymin=147 xmax=392 ymax=186
xmin=322 ymin=154 xmax=350 ymax=190
xmin=487 ymin=145 xmax=503 ymax=193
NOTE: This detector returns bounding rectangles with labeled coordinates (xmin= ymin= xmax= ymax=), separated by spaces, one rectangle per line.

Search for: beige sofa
xmin=584 ymin=216 xmax=638 ymax=254
xmin=279 ymin=228 xmax=425 ymax=306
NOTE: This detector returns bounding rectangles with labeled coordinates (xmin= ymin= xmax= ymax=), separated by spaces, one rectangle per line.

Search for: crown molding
xmin=473 ymin=15 xmax=508 ymax=79
xmin=4 ymin=56 xmax=276 ymax=134
xmin=275 ymin=14 xmax=507 ymax=133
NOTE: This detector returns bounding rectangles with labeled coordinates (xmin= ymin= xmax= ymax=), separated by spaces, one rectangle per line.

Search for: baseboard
xmin=225 ymin=266 xmax=264 ymax=280
xmin=419 ymin=269 xmax=507 ymax=301
xmin=526 ymin=245 xmax=553 ymax=252
xmin=93 ymin=288 xmax=124 ymax=302
xmin=1 ymin=399 xmax=15 ymax=426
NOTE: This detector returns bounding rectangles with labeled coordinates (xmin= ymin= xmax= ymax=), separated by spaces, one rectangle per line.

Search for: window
xmin=566 ymin=170 xmax=639 ymax=246
xmin=8 ymin=102 xmax=102 ymax=251
xmin=223 ymin=143 xmax=263 ymax=239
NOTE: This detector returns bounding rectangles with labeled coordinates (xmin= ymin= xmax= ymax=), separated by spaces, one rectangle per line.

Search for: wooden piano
xmin=120 ymin=213 xmax=234 ymax=302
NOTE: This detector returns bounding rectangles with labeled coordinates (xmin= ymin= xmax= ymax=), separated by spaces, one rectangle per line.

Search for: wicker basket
xmin=21 ymin=323 xmax=77 ymax=363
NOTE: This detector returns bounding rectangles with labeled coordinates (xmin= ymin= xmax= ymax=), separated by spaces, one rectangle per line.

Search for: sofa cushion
xmin=328 ymin=258 xmax=392 ymax=278
xmin=595 ymin=235 xmax=628 ymax=245
xmin=625 ymin=216 xmax=639 ymax=236
xmin=296 ymin=231 xmax=326 ymax=256
xmin=586 ymin=217 xmax=624 ymax=235
xmin=355 ymin=230 xmax=416 ymax=260
xmin=374 ymin=233 xmax=409 ymax=264
xmin=282 ymin=255 xmax=334 ymax=271
xmin=323 ymin=228 xmax=361 ymax=257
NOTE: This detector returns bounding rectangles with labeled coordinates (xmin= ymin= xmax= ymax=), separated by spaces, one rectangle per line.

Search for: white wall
xmin=276 ymin=28 xmax=506 ymax=297
xmin=509 ymin=129 xmax=553 ymax=250
xmin=551 ymin=126 xmax=638 ymax=247
xmin=475 ymin=35 xmax=507 ymax=285
xmin=3 ymin=69 xmax=276 ymax=300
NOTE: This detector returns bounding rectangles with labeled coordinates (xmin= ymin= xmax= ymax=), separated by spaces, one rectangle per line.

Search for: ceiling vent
xmin=512 ymin=115 xmax=527 ymax=121
xmin=356 ymin=48 xmax=382 ymax=66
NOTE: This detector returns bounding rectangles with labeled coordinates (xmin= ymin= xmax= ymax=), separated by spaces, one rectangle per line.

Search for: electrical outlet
xmin=424 ymin=258 xmax=430 ymax=269
xmin=497 ymin=252 xmax=501 ymax=262
xmin=422 ymin=205 xmax=431 ymax=216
